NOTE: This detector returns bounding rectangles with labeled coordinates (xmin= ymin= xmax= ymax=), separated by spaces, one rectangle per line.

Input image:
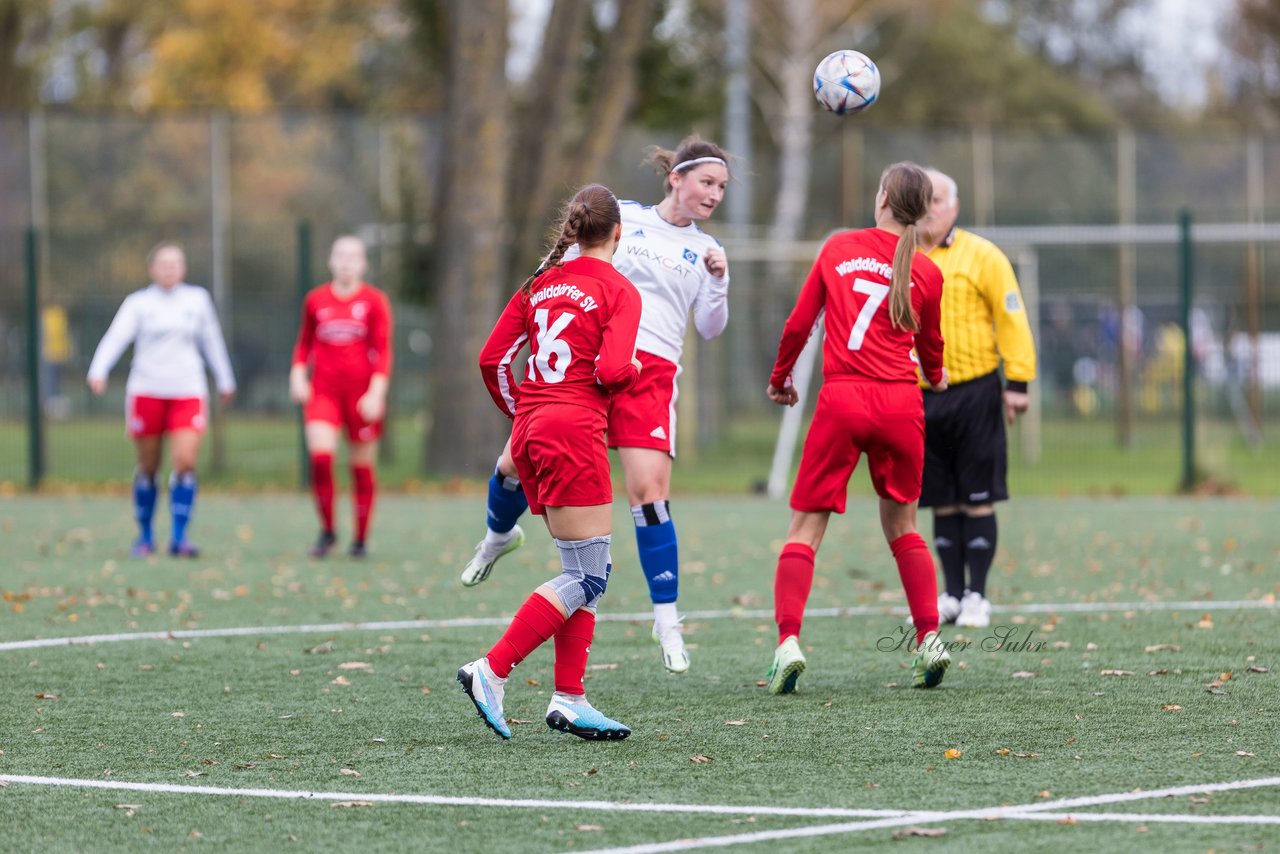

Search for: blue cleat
xmin=131 ymin=539 xmax=155 ymax=558
xmin=457 ymin=658 xmax=511 ymax=739
xmin=545 ymin=694 xmax=631 ymax=741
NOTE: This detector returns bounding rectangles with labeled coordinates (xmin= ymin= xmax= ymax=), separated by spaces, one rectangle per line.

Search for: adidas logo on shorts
xmin=650 ymin=426 xmax=667 ymax=440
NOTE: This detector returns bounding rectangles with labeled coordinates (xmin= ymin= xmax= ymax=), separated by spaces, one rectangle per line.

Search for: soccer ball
xmin=813 ymin=49 xmax=880 ymax=115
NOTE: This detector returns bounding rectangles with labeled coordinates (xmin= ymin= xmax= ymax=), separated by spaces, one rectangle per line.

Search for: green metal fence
xmin=1 ymin=112 xmax=1278 ymax=493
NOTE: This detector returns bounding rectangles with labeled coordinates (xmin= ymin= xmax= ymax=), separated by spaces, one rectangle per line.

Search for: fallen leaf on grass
xmin=1100 ymin=670 xmax=1135 ymax=677
xmin=34 ymin=693 xmax=58 ymax=700
xmin=690 ymin=755 xmax=714 ymax=763
xmin=266 ymin=754 xmax=288 ymax=759
xmin=306 ymin=641 xmax=335 ymax=655
xmin=1196 ymin=615 xmax=1214 ymax=629
xmin=1246 ymin=666 xmax=1270 ymax=673
xmin=586 ymin=663 xmax=618 ymax=671
xmin=576 ymin=825 xmax=602 ymax=832
xmin=1219 ymin=672 xmax=1233 ymax=681
xmin=330 ymin=676 xmax=351 ymax=686
xmin=1189 ymin=796 xmax=1210 ymax=804
xmin=995 ymin=748 xmax=1011 ymax=756
xmin=524 ymin=678 xmax=540 ymax=687
xmin=1236 ymin=751 xmax=1255 ymax=757
xmin=1011 ymin=671 xmax=1037 ymax=679
xmin=183 ymin=771 xmax=204 ymax=778
xmin=338 ymin=662 xmax=373 ymax=672
xmin=1014 ymin=753 xmax=1041 ymax=758
xmin=891 ymin=827 xmax=946 ymax=838
xmin=1058 ymin=816 xmax=1079 ymax=825
xmin=1147 ymin=669 xmax=1169 ymax=676
xmin=1038 ymin=790 xmax=1053 ymax=798
xmin=1144 ymin=644 xmax=1180 ymax=653
xmin=339 ymin=768 xmax=361 ymax=777
xmin=944 ymin=749 xmax=962 ymax=760
xmin=330 ymin=801 xmax=373 ymax=808
xmin=724 ymin=719 xmax=748 ymax=726
xmin=0 ymin=781 xmax=7 ymax=788
xmin=1161 ymin=705 xmax=1183 ymax=711
xmin=1207 ymin=687 xmax=1229 ymax=696
xmin=755 ymin=681 xmax=767 ymax=688
xmin=235 ymin=763 xmax=257 ymax=770
xmin=113 ymin=804 xmax=141 ymax=817
xmin=581 ymin=768 xmax=598 ymax=777
xmin=508 ymin=719 xmax=534 ymax=725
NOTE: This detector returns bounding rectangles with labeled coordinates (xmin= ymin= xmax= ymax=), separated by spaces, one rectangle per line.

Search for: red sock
xmin=309 ymin=453 xmax=334 ymax=533
xmin=774 ymin=543 xmax=815 ymax=644
xmin=352 ymin=464 xmax=375 ymax=544
xmin=553 ymin=608 xmax=596 ymax=695
xmin=487 ymin=593 xmax=566 ymax=678
xmin=892 ymin=532 xmax=940 ymax=642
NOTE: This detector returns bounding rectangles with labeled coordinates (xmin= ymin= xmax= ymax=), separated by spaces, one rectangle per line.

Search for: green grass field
xmin=1 ymin=492 xmax=1277 ymax=851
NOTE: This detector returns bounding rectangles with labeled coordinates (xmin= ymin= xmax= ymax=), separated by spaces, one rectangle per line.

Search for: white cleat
xmin=652 ymin=621 xmax=690 ymax=673
xmin=955 ymin=590 xmax=991 ymax=628
xmin=545 ymin=694 xmax=631 ymax=741
xmin=460 ymin=525 xmax=525 ymax=588
xmin=938 ymin=592 xmax=962 ymax=625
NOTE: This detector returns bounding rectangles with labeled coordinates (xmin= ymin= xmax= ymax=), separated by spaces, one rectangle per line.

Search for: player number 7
xmin=846 ymin=278 xmax=891 ymax=351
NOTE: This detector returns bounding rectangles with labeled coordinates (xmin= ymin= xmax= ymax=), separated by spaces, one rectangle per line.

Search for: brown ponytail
xmin=878 ymin=162 xmax=932 ymax=332
xmin=520 ymin=184 xmax=622 ymax=294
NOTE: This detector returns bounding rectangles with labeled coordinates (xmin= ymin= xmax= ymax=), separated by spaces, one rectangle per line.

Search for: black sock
xmin=932 ymin=514 xmax=966 ymax=599
xmin=963 ymin=514 xmax=998 ymax=596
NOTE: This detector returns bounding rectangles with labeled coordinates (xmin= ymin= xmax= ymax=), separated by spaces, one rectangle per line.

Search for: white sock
xmin=552 ymin=691 xmax=587 ymax=706
xmin=481 ymin=527 xmax=517 ymax=555
xmin=653 ymin=602 xmax=680 ymax=634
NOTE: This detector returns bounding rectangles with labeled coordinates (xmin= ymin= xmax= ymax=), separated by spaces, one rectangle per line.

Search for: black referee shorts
xmin=920 ymin=371 xmax=1008 ymax=508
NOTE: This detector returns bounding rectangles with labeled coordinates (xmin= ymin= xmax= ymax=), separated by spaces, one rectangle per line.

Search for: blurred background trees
xmin=0 ymin=0 xmax=1271 ymax=473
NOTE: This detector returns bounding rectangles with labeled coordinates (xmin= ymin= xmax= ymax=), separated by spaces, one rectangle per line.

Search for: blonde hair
xmin=879 ymin=162 xmax=932 ymax=332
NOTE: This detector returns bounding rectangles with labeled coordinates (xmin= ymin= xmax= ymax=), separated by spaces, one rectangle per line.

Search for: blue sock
xmin=170 ymin=471 xmax=197 ymax=546
xmin=486 ymin=470 xmax=528 ymax=534
xmin=133 ymin=471 xmax=157 ymax=544
xmin=632 ymin=502 xmax=678 ymax=605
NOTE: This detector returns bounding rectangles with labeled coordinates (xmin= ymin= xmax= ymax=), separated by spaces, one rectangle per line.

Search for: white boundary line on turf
xmin=0 ymin=598 xmax=1275 ymax=653
xmin=569 ymin=776 xmax=1280 ymax=854
xmin=0 ymin=775 xmax=907 ymax=819
xmin=1007 ymin=811 xmax=1280 ymax=825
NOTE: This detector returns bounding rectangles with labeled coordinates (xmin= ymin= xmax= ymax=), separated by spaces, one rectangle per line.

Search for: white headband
xmin=672 ymin=156 xmax=726 ymax=173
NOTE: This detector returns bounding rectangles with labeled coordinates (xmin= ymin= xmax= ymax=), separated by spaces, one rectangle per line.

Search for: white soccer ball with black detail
xmin=813 ymin=49 xmax=880 ymax=115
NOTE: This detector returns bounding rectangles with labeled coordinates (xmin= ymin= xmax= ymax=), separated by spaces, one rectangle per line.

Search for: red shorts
xmin=305 ymin=385 xmax=382 ymax=442
xmin=511 ymin=403 xmax=611 ymax=516
xmin=607 ymin=352 xmax=680 ymax=456
xmin=126 ymin=395 xmax=206 ymax=438
xmin=790 ymin=380 xmax=925 ymax=512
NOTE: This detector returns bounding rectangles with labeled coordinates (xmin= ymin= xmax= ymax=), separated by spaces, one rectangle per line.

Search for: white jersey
xmin=567 ymin=201 xmax=729 ymax=365
xmin=87 ymin=283 xmax=236 ymax=399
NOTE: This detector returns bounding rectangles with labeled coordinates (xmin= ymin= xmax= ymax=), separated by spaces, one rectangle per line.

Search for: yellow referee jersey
xmin=924 ymin=228 xmax=1036 ymax=386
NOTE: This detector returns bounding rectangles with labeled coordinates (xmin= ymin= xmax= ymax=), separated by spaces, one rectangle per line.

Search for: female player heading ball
xmin=290 ymin=236 xmax=393 ymax=558
xmin=461 ymin=136 xmax=731 ymax=675
xmin=764 ymin=162 xmax=953 ymax=695
xmin=459 ymin=184 xmax=642 ymax=741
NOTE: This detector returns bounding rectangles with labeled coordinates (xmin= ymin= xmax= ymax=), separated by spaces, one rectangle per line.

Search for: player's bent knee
xmin=546 ymin=535 xmax=613 ymax=612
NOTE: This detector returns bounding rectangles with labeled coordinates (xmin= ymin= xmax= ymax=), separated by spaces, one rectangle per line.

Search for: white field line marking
xmin=570 ymin=776 xmax=1280 ymax=854
xmin=1007 ymin=811 xmax=1280 ymax=825
xmin=0 ymin=598 xmax=1275 ymax=653
xmin=0 ymin=775 xmax=907 ymax=819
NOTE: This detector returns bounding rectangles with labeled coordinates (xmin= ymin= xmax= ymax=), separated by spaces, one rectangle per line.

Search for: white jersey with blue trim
xmin=87 ymin=283 xmax=236 ymax=399
xmin=568 ymin=201 xmax=729 ymax=365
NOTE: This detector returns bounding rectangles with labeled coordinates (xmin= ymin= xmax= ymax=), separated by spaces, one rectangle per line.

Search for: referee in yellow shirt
xmin=918 ymin=169 xmax=1036 ymax=629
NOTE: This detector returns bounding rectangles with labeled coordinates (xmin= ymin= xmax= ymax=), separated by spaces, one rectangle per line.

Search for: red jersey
xmin=292 ymin=283 xmax=393 ymax=389
xmin=480 ymin=257 xmax=642 ymax=418
xmin=771 ymin=228 xmax=944 ymax=388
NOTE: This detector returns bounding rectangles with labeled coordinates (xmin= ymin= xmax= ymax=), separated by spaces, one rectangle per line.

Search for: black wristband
xmin=1005 ymin=380 xmax=1028 ymax=394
